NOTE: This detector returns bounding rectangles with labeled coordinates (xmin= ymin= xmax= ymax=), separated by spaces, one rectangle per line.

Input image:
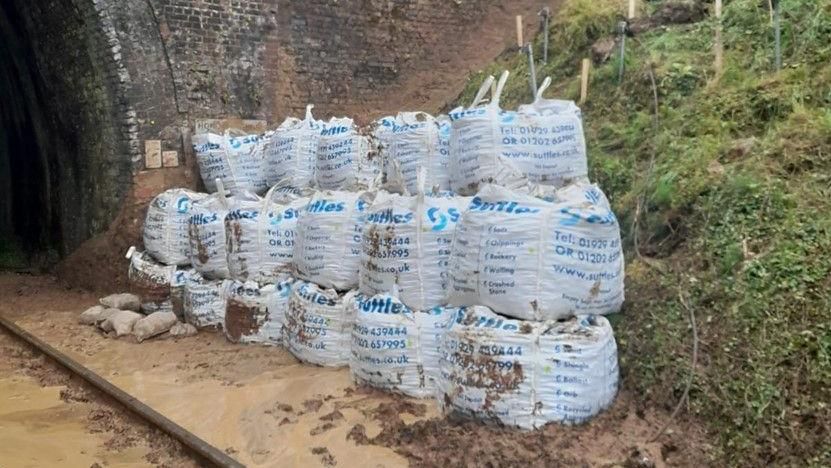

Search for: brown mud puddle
xmin=0 ymin=273 xmax=711 ymax=467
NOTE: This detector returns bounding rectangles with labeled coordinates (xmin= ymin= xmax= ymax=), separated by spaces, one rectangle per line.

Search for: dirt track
xmin=0 ymin=273 xmax=711 ymax=467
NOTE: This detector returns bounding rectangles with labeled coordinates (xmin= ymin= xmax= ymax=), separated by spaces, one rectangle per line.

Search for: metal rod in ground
xmin=527 ymin=43 xmax=537 ymax=98
xmin=0 ymin=315 xmax=245 ymax=468
xmin=774 ymin=0 xmax=782 ymax=70
xmin=618 ymin=21 xmax=627 ymax=84
xmin=539 ymin=7 xmax=550 ymax=64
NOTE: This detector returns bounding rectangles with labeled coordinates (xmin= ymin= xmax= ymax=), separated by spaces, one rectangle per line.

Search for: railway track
xmin=0 ymin=315 xmax=244 ymax=468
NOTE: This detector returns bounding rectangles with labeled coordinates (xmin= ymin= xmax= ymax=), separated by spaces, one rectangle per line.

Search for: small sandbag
xmin=79 ymin=305 xmax=107 ymax=325
xmin=133 ymin=312 xmax=179 ymax=343
xmin=99 ymin=293 xmax=141 ymax=312
xmin=101 ymin=310 xmax=144 ymax=337
xmin=169 ymin=322 xmax=198 ymax=338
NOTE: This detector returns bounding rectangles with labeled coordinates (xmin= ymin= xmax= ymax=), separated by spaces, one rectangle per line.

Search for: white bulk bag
xmin=224 ymin=280 xmax=287 ymax=345
xmin=513 ymin=77 xmax=588 ymax=186
xmin=189 ymin=192 xmax=234 ymax=279
xmin=293 ymin=190 xmax=374 ymax=290
xmin=225 ymin=187 xmax=307 ymax=282
xmin=192 ymin=131 xmax=268 ymax=194
xmin=283 ymin=281 xmax=356 ymax=367
xmin=437 ymin=306 xmax=619 ymax=429
xmin=127 ymin=249 xmax=176 ymax=314
xmin=448 ymin=183 xmax=624 ymax=320
xmin=265 ymin=104 xmax=320 ymax=188
xmin=448 ymin=72 xmax=528 ymax=195
xmin=182 ymin=271 xmax=228 ymax=329
xmin=349 ymin=293 xmax=459 ymax=397
xmin=143 ymin=189 xmax=206 ymax=265
xmin=382 ymin=112 xmax=450 ymax=194
xmin=360 ymin=190 xmax=471 ymax=311
xmin=170 ymin=268 xmax=194 ymax=321
xmin=316 ymin=117 xmax=377 ymax=190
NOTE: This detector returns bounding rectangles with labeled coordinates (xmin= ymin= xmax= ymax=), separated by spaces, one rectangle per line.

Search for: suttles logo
xmin=306 ymin=199 xmax=345 ymax=213
xmin=176 ymin=197 xmax=191 ymax=214
xmin=426 ymin=207 xmax=461 ymax=231
xmin=190 ymin=213 xmax=219 ymax=225
xmin=229 ymin=138 xmax=242 ymax=149
xmin=269 ymin=208 xmax=298 ymax=225
xmin=356 ymin=296 xmax=408 ymax=315
xmin=366 ymin=209 xmax=413 ymax=225
xmin=469 ymin=197 xmax=540 ymax=214
xmin=454 ymin=309 xmax=519 ymax=331
xmin=320 ymin=125 xmax=349 ymax=137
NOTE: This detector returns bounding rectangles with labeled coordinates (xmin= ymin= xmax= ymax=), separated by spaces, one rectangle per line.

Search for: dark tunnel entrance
xmin=0 ymin=0 xmax=133 ymax=270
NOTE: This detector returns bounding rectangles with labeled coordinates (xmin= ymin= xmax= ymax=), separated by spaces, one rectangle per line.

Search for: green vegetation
xmin=456 ymin=0 xmax=831 ymax=464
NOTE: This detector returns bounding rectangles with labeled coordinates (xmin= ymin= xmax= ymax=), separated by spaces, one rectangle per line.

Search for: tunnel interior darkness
xmin=0 ymin=0 xmax=132 ymax=270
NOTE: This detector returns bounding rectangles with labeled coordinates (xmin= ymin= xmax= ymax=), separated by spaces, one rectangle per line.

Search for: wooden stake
xmin=628 ymin=0 xmax=637 ymax=19
xmin=516 ymin=15 xmax=523 ymax=47
xmin=714 ymin=0 xmax=723 ymax=76
xmin=580 ymin=58 xmax=590 ymax=104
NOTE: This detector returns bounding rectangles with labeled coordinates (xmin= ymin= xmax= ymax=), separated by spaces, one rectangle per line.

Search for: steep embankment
xmin=455 ymin=0 xmax=830 ymax=465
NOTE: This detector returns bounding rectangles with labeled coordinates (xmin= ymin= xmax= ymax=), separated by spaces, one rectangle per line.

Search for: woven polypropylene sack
xmin=128 ymin=250 xmax=176 ymax=314
xmin=360 ymin=191 xmax=471 ymax=311
xmin=143 ymin=189 xmax=206 ymax=265
xmin=293 ymin=190 xmax=374 ymax=290
xmin=436 ymin=306 xmax=619 ymax=429
xmin=225 ymin=188 xmax=307 ymax=283
xmin=189 ymin=194 xmax=234 ymax=279
xmin=223 ymin=280 xmax=288 ymax=345
xmin=283 ymin=281 xmax=356 ymax=367
xmin=192 ymin=132 xmax=268 ymax=194
xmin=316 ymin=117 xmax=377 ymax=190
xmin=349 ymin=293 xmax=459 ymax=397
xmin=265 ymin=105 xmax=320 ymax=188
xmin=381 ymin=112 xmax=450 ymax=194
xmin=183 ymin=271 xmax=228 ymax=329
xmin=447 ymin=183 xmax=624 ymax=320
xmin=448 ymin=72 xmax=529 ymax=195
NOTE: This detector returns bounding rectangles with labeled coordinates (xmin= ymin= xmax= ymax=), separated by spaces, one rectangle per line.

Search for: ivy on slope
xmin=454 ymin=0 xmax=831 ymax=464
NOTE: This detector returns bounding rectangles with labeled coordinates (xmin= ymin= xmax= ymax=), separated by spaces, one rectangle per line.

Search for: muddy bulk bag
xmin=381 ymin=112 xmax=450 ymax=194
xmin=436 ymin=306 xmax=619 ymax=429
xmin=316 ymin=117 xmax=377 ymax=190
xmin=349 ymin=293 xmax=459 ymax=397
xmin=225 ymin=188 xmax=307 ymax=283
xmin=189 ymin=192 xmax=236 ymax=279
xmin=182 ymin=271 xmax=229 ymax=329
xmin=143 ymin=189 xmax=206 ymax=265
xmin=293 ymin=190 xmax=374 ymax=290
xmin=265 ymin=105 xmax=320 ymax=188
xmin=192 ymin=131 xmax=268 ymax=194
xmin=170 ymin=268 xmax=194 ymax=321
xmin=223 ymin=279 xmax=290 ymax=345
xmin=127 ymin=249 xmax=176 ymax=314
xmin=447 ymin=183 xmax=624 ymax=320
xmin=448 ymin=72 xmax=528 ymax=195
xmin=283 ymin=281 xmax=357 ymax=367
xmin=360 ymin=190 xmax=471 ymax=311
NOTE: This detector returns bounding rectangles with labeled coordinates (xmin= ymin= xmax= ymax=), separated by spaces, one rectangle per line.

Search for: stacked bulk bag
xmin=265 ymin=105 xmax=320 ymax=188
xmin=514 ymin=77 xmax=588 ymax=186
xmin=381 ymin=112 xmax=450 ymax=194
xmin=283 ymin=281 xmax=356 ymax=367
xmin=225 ymin=187 xmax=307 ymax=283
xmin=182 ymin=271 xmax=228 ymax=329
xmin=127 ymin=248 xmax=176 ymax=314
xmin=223 ymin=280 xmax=289 ymax=345
xmin=448 ymin=72 xmax=528 ymax=195
xmin=437 ymin=306 xmax=619 ymax=429
xmin=143 ymin=189 xmax=206 ymax=265
xmin=192 ymin=131 xmax=268 ymax=194
xmin=316 ymin=117 xmax=376 ymax=190
xmin=293 ymin=190 xmax=374 ymax=290
xmin=350 ymin=293 xmax=458 ymax=397
xmin=189 ymin=191 xmax=234 ymax=279
xmin=360 ymin=189 xmax=470 ymax=311
xmin=447 ymin=183 xmax=624 ymax=321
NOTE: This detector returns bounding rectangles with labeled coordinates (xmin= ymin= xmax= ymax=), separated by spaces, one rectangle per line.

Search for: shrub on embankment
xmin=454 ymin=0 xmax=831 ymax=464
